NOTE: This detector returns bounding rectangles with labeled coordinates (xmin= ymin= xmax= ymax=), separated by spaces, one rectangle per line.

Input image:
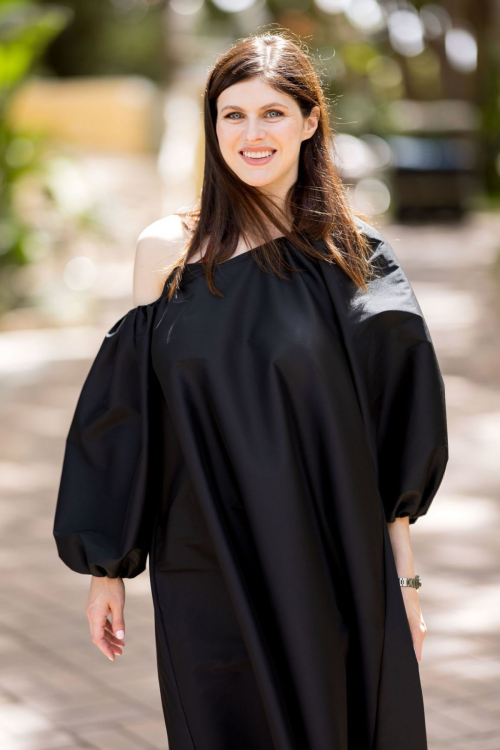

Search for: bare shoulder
xmin=133 ymin=214 xmax=191 ymax=306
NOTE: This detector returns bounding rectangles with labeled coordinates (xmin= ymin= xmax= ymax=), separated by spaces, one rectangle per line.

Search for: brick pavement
xmin=0 ymin=153 xmax=499 ymax=748
xmin=383 ymin=215 xmax=500 ymax=750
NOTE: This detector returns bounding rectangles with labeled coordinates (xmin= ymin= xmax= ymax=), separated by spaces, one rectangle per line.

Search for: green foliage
xmin=0 ymin=1 xmax=71 ymax=98
xmin=0 ymin=1 xmax=70 ymax=300
xmin=38 ymin=0 xmax=165 ymax=81
xmin=342 ymin=42 xmax=379 ymax=76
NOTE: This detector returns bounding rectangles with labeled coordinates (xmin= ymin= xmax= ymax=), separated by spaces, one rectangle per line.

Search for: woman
xmin=53 ymin=32 xmax=448 ymax=750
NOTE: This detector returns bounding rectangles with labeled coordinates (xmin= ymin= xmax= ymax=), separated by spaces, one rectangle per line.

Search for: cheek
xmin=216 ymin=123 xmax=237 ymax=154
xmin=277 ymin=122 xmax=302 ymax=151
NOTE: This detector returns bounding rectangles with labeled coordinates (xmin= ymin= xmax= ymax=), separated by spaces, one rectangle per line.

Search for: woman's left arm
xmin=387 ymin=517 xmax=426 ymax=663
xmin=317 ymin=222 xmax=449 ymax=663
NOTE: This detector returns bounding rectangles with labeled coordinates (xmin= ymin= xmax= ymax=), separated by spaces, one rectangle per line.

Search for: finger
xmin=108 ymin=642 xmax=123 ymax=656
xmin=91 ymin=613 xmax=115 ymax=661
xmin=103 ymin=633 xmax=123 ymax=656
xmin=104 ymin=622 xmax=125 ymax=640
xmin=102 ymin=621 xmax=124 ymax=654
xmin=90 ymin=611 xmax=106 ymax=644
xmin=104 ymin=624 xmax=125 ymax=645
xmin=109 ymin=600 xmax=125 ymax=641
xmin=94 ymin=635 xmax=117 ymax=661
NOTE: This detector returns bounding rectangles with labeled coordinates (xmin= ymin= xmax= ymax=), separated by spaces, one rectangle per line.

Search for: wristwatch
xmin=399 ymin=574 xmax=422 ymax=591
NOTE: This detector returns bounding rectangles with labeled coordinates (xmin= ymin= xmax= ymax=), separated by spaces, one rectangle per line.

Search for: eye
xmin=224 ymin=110 xmax=284 ymax=120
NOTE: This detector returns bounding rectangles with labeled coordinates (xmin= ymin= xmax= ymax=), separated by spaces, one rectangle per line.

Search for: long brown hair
xmin=163 ymin=30 xmax=375 ymax=301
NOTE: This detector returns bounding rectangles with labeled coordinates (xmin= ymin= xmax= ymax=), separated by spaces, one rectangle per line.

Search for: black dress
xmin=53 ymin=218 xmax=448 ymax=750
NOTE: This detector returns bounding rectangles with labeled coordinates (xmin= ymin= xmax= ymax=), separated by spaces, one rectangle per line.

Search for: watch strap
xmin=399 ymin=574 xmax=422 ymax=590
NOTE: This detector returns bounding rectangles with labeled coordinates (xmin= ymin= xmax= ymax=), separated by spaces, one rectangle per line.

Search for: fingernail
xmin=116 ymin=630 xmax=125 ymax=639
xmin=108 ymin=655 xmax=114 ymax=661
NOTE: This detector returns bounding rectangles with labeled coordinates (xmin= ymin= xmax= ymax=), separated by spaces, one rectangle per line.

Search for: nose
xmin=244 ymin=118 xmax=266 ymax=142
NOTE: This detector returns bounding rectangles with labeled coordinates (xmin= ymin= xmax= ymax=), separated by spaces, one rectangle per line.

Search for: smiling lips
xmin=239 ymin=149 xmax=277 ymax=166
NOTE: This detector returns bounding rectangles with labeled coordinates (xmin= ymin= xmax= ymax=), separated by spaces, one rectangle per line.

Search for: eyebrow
xmin=220 ymin=102 xmax=290 ymax=113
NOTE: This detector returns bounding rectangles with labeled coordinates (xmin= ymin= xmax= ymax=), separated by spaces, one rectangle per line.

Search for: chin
xmin=235 ymin=171 xmax=277 ymax=188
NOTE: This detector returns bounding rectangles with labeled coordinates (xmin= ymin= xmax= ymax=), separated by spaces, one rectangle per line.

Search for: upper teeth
xmin=242 ymin=151 xmax=274 ymax=158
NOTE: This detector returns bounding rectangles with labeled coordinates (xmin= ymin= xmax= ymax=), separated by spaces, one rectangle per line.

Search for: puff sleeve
xmin=53 ymin=301 xmax=163 ymax=578
xmin=319 ymin=220 xmax=449 ymax=524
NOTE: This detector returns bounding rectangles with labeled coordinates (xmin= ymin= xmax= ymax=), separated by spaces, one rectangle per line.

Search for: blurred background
xmin=0 ymin=1 xmax=499 ymax=748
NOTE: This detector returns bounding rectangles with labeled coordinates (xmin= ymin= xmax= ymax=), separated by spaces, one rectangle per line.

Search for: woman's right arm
xmin=84 ymin=215 xmax=188 ymax=660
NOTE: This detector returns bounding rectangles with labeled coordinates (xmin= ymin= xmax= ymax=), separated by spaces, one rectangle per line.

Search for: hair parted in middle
xmin=162 ymin=29 xmax=375 ymax=301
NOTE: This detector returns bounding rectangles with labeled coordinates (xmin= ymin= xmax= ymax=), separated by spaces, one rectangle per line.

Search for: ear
xmin=302 ymin=105 xmax=320 ymax=142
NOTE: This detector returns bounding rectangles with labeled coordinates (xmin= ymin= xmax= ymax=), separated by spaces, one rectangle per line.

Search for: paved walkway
xmin=0 ymin=152 xmax=499 ymax=748
xmin=383 ymin=216 xmax=500 ymax=750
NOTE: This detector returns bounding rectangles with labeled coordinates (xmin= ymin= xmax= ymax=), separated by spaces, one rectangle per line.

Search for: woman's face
xmin=215 ymin=78 xmax=320 ymax=193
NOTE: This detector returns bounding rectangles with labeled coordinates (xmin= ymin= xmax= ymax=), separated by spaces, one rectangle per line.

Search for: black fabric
xmin=54 ymin=218 xmax=448 ymax=749
xmin=53 ymin=302 xmax=164 ymax=578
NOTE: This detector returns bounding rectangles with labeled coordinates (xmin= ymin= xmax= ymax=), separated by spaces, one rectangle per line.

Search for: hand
xmin=401 ymin=587 xmax=426 ymax=663
xmin=86 ymin=575 xmax=126 ymax=661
